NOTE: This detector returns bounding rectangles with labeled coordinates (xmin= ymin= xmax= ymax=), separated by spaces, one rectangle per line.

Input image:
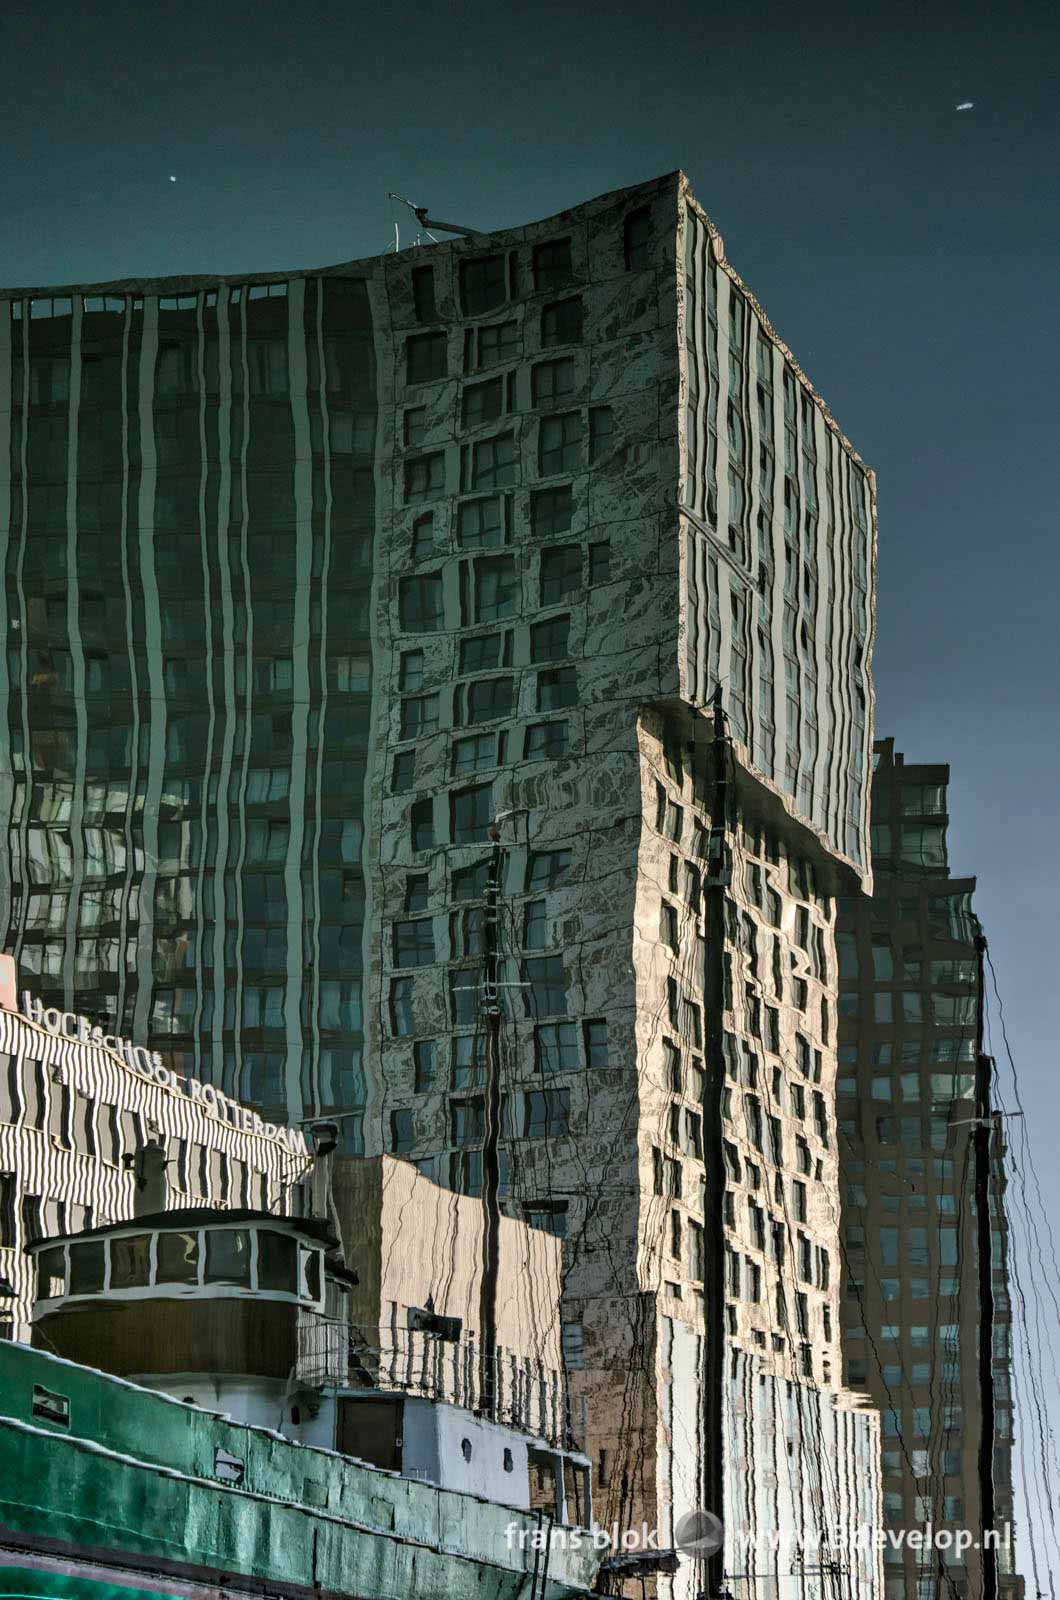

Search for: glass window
xmin=474 ymin=556 xmax=518 ymax=621
xmin=525 ymin=720 xmax=569 ymax=761
xmin=537 ymin=666 xmax=577 ymax=711
xmin=110 ymin=1234 xmax=151 ymax=1289
xmin=406 ymin=332 xmax=447 ymax=384
xmin=531 ymin=616 xmax=570 ymax=663
xmin=156 ymin=1230 xmax=199 ymax=1285
xmin=533 ymin=358 xmax=575 ymax=406
xmin=535 ymin=1022 xmax=579 ymax=1072
xmin=36 ymin=1245 xmax=66 ymax=1298
xmin=399 ymin=573 xmax=443 ymax=632
xmin=624 ymin=207 xmax=652 ymax=269
xmin=458 ymin=495 xmax=506 ymax=549
xmin=588 ymin=540 xmax=611 ymax=585
xmin=477 ymin=321 xmax=518 ymax=367
xmin=452 ymin=733 xmax=498 ymax=775
xmin=540 ymin=544 xmax=581 ymax=606
xmin=451 ymin=783 xmax=493 ymax=844
xmin=531 ymin=486 xmax=574 ymax=537
xmin=541 ymin=297 xmax=583 ymax=348
xmin=302 ymin=1249 xmax=321 ymax=1302
xmin=589 ymin=406 xmax=614 ymax=461
xmin=459 ymin=632 xmax=502 ymax=673
xmin=523 ymin=1088 xmax=571 ymax=1138
xmin=462 ymin=377 xmax=504 ymax=428
xmin=404 ymin=452 xmax=445 ymax=502
xmin=466 ymin=676 xmax=513 ymax=724
xmin=460 ymin=255 xmax=507 ymax=315
xmin=471 ymin=433 xmax=516 ymax=490
xmin=539 ymin=412 xmax=583 ymax=475
xmin=393 ymin=919 xmax=436 ymax=968
xmin=256 ymin=1230 xmax=298 ymax=1293
xmin=204 ymin=1229 xmax=251 ymax=1285
xmin=527 ymin=849 xmax=571 ymax=889
xmin=68 ymin=1239 xmax=105 ymax=1295
xmin=533 ymin=237 xmax=572 ymax=292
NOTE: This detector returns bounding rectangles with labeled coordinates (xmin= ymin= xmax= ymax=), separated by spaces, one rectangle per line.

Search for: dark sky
xmin=4 ymin=0 xmax=1059 ymax=1515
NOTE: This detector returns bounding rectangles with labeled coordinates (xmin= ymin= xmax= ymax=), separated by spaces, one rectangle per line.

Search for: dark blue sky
xmin=4 ymin=0 xmax=1059 ymax=1465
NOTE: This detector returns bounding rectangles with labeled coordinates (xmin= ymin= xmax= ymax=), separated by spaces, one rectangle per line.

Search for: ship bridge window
xmin=36 ymin=1245 xmax=66 ymax=1298
xmin=258 ymin=1230 xmax=299 ymax=1294
xmin=157 ymin=1230 xmax=199 ymax=1285
xmin=111 ymin=1234 xmax=151 ymax=1290
xmin=204 ymin=1228 xmax=251 ymax=1287
xmin=68 ymin=1240 xmax=105 ymax=1296
xmin=300 ymin=1247 xmax=321 ymax=1303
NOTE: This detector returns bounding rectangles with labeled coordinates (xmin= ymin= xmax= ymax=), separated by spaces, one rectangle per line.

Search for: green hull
xmin=0 ymin=1344 xmax=600 ymax=1600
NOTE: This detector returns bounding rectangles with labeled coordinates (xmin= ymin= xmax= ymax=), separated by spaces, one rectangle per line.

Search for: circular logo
xmin=674 ymin=1508 xmax=724 ymax=1556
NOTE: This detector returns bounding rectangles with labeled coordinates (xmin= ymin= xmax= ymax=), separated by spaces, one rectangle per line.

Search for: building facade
xmin=0 ymin=963 xmax=307 ymax=1341
xmin=1 ymin=173 xmax=880 ymax=1594
xmin=837 ymin=739 xmax=1020 ymax=1599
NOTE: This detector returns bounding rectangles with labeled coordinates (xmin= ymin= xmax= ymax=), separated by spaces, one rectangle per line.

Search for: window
xmin=411 ymin=266 xmax=437 ymax=323
xmin=533 ymin=237 xmax=572 ymax=291
xmin=400 ymin=694 xmax=439 ymax=739
xmin=204 ymin=1229 xmax=251 ymax=1286
xmin=523 ymin=898 xmax=548 ymax=948
xmin=451 ymin=1097 xmax=485 ymax=1145
xmin=537 ymin=666 xmax=577 ymax=711
xmin=474 ymin=556 xmax=518 ymax=621
xmin=392 ymin=750 xmax=416 ymax=793
xmin=522 ymin=1089 xmax=571 ymax=1138
xmin=399 ymin=573 xmax=443 ymax=632
xmin=523 ymin=955 xmax=567 ymax=1016
xmin=460 ymin=255 xmax=506 ymax=315
xmin=404 ymin=452 xmax=445 ymax=502
xmin=476 ymin=321 xmax=518 ymax=367
xmin=390 ymin=1108 xmax=416 ymax=1155
xmin=451 ymin=783 xmax=493 ymax=844
xmin=624 ymin=207 xmax=652 ymax=270
xmin=535 ymin=1022 xmax=579 ymax=1073
xmin=531 ymin=616 xmax=570 ymax=662
xmin=464 ymin=676 xmax=513 ymax=724
xmin=588 ymin=541 xmax=611 ymax=584
xmin=462 ymin=377 xmax=504 ymax=429
xmin=540 ymin=412 xmax=583 ymax=475
xmin=541 ymin=297 xmax=583 ymax=347
xmin=404 ymin=407 xmax=426 ymax=448
xmin=589 ymin=407 xmax=614 ymax=462
xmin=406 ymin=332 xmax=447 ymax=383
xmin=393 ymin=919 xmax=435 ymax=968
xmin=524 ymin=1200 xmax=568 ymax=1237
xmin=449 ymin=968 xmax=480 ymax=1025
xmin=584 ymin=1020 xmax=609 ymax=1067
xmin=540 ymin=545 xmax=581 ymax=605
xmin=531 ymin=486 xmax=574 ymax=537
xmin=533 ymin=358 xmax=575 ymax=406
xmin=414 ymin=1040 xmax=437 ymax=1093
xmin=410 ymin=797 xmax=434 ymax=851
xmin=527 ymin=849 xmax=572 ymax=889
xmin=459 ymin=632 xmax=503 ymax=673
xmin=471 ymin=433 xmax=516 ymax=490
xmin=453 ymin=859 xmax=491 ymax=901
xmin=452 ymin=733 xmax=498 ymax=775
xmin=525 ymin=720 xmax=569 ymax=760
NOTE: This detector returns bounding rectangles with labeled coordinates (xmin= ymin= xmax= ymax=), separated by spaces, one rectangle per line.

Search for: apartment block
xmin=1 ymin=173 xmax=880 ymax=1596
xmin=837 ymin=739 xmax=1020 ymax=1600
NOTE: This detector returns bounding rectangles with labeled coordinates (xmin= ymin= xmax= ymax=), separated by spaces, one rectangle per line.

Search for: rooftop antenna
xmin=387 ymin=192 xmax=482 ymax=242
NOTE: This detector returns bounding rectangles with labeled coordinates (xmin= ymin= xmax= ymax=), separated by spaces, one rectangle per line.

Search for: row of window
xmin=398 ymin=540 xmax=609 ymax=634
xmin=405 ymin=210 xmax=650 ymax=337
xmin=402 ymin=407 xmax=615 ymax=504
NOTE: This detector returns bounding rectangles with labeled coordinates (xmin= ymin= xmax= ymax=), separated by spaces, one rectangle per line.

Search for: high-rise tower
xmin=1 ymin=173 xmax=881 ymax=1597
